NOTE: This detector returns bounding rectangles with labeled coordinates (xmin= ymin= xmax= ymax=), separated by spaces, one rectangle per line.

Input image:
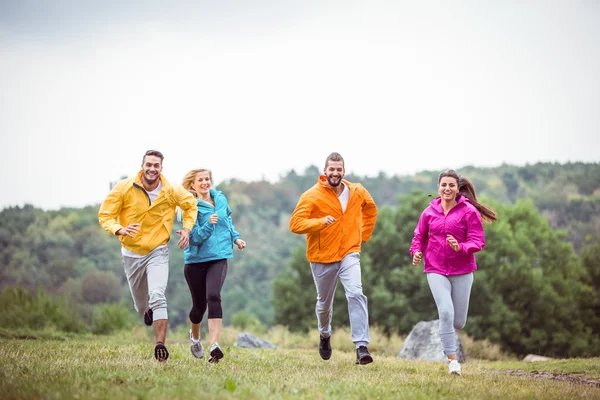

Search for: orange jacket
xmin=289 ymin=176 xmax=378 ymax=263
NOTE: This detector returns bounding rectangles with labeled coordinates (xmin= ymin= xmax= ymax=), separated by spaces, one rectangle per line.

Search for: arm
xmin=289 ymin=193 xmax=328 ymax=234
xmin=174 ymin=185 xmax=198 ymax=250
xmin=175 ymin=184 xmax=198 ymax=231
xmin=226 ymin=204 xmax=241 ymax=243
xmin=189 ymin=215 xmax=215 ymax=245
xmin=98 ymin=184 xmax=124 ymax=235
xmin=458 ymin=210 xmax=486 ymax=254
xmin=409 ymin=211 xmax=429 ymax=257
xmin=360 ymin=188 xmax=378 ymax=242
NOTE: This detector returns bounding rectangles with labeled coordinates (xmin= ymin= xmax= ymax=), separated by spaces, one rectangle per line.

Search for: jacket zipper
xmin=133 ymin=183 xmax=151 ymax=206
xmin=443 ymin=214 xmax=449 ymax=276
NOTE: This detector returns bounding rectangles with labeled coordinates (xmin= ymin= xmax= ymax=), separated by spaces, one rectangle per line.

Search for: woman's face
xmin=438 ymin=176 xmax=459 ymax=201
xmin=192 ymin=171 xmax=212 ymax=196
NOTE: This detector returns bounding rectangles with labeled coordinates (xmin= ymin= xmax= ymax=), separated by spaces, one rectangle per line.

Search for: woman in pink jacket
xmin=410 ymin=169 xmax=496 ymax=376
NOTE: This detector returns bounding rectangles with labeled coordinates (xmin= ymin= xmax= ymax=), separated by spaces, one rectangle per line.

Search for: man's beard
xmin=327 ymin=175 xmax=342 ymax=187
xmin=144 ymin=172 xmax=159 ymax=185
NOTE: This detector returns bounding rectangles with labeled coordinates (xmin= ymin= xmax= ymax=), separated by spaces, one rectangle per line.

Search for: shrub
xmin=91 ymin=302 xmax=137 ymax=335
xmin=0 ymin=285 xmax=87 ymax=333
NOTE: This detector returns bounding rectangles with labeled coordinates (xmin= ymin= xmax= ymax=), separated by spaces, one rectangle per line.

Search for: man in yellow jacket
xmin=289 ymin=152 xmax=378 ymax=365
xmin=98 ymin=150 xmax=197 ymax=362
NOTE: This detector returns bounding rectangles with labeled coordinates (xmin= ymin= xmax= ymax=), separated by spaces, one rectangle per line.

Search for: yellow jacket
xmin=98 ymin=171 xmax=197 ymax=255
xmin=289 ymin=176 xmax=378 ymax=263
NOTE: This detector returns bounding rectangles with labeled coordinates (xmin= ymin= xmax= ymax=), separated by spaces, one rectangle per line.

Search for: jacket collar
xmin=133 ymin=171 xmax=172 ymax=192
xmin=318 ymin=175 xmax=351 ymax=190
xmin=430 ymin=194 xmax=467 ymax=214
xmin=196 ymin=188 xmax=221 ymax=206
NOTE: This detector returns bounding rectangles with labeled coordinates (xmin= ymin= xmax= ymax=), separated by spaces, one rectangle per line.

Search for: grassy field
xmin=1 ymin=326 xmax=599 ymax=399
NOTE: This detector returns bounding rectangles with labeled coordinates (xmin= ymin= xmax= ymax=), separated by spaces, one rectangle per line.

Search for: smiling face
xmin=141 ymin=155 xmax=163 ymax=186
xmin=191 ymin=170 xmax=212 ymax=197
xmin=324 ymin=160 xmax=345 ymax=187
xmin=438 ymin=176 xmax=459 ymax=202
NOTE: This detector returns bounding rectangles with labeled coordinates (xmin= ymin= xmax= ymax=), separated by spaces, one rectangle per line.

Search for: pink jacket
xmin=410 ymin=195 xmax=485 ymax=276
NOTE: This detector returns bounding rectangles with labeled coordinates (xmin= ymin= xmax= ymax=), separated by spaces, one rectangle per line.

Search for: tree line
xmin=0 ymin=161 xmax=598 ymax=357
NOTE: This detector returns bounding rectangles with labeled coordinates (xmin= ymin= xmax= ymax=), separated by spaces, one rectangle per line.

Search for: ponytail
xmin=458 ymin=176 xmax=497 ymax=223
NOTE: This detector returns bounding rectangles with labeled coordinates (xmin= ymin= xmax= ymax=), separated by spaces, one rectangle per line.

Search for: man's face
xmin=324 ymin=160 xmax=344 ymax=187
xmin=141 ymin=155 xmax=163 ymax=185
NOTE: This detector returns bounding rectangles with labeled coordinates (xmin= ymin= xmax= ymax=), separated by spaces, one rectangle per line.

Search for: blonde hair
xmin=181 ymin=169 xmax=213 ymax=199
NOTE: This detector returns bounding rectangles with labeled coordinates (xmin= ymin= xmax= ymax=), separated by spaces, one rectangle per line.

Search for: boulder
xmin=523 ymin=354 xmax=554 ymax=362
xmin=234 ymin=332 xmax=277 ymax=349
xmin=397 ymin=320 xmax=466 ymax=363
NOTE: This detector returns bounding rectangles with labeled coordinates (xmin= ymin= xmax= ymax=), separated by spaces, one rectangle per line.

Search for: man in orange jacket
xmin=289 ymin=152 xmax=378 ymax=365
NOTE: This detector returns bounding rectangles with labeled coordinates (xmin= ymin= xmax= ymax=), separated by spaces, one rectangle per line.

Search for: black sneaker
xmin=355 ymin=346 xmax=373 ymax=365
xmin=319 ymin=335 xmax=332 ymax=360
xmin=144 ymin=308 xmax=153 ymax=326
xmin=155 ymin=342 xmax=169 ymax=362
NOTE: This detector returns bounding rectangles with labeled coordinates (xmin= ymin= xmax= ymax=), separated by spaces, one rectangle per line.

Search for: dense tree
xmin=1 ymin=162 xmax=599 ymax=356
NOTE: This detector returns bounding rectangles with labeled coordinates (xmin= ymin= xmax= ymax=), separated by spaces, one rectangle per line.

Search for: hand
xmin=116 ymin=223 xmax=140 ymax=238
xmin=176 ymin=229 xmax=190 ymax=250
xmin=412 ymin=251 xmax=423 ymax=266
xmin=446 ymin=235 xmax=460 ymax=252
xmin=235 ymin=239 xmax=246 ymax=251
xmin=323 ymin=215 xmax=336 ymax=226
xmin=209 ymin=213 xmax=218 ymax=224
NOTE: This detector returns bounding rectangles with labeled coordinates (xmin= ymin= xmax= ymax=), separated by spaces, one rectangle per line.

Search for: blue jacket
xmin=184 ymin=189 xmax=241 ymax=264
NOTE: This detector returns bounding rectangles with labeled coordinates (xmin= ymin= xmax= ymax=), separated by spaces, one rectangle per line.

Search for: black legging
xmin=184 ymin=259 xmax=228 ymax=323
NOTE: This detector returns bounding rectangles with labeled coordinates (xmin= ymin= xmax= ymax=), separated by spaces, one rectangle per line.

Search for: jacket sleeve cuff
xmin=111 ymin=225 xmax=123 ymax=235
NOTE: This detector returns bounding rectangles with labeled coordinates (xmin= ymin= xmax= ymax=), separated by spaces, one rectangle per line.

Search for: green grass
xmin=1 ymin=326 xmax=599 ymax=399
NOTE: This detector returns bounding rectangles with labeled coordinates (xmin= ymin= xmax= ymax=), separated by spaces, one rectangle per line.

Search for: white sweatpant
xmin=310 ymin=252 xmax=370 ymax=347
xmin=122 ymin=246 xmax=170 ymax=321
xmin=426 ymin=272 xmax=473 ymax=355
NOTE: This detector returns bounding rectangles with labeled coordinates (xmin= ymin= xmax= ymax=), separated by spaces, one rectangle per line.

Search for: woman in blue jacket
xmin=181 ymin=168 xmax=246 ymax=363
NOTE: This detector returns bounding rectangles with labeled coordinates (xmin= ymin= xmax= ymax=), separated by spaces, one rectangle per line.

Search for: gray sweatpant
xmin=310 ymin=252 xmax=370 ymax=347
xmin=426 ymin=272 xmax=473 ymax=356
xmin=122 ymin=246 xmax=170 ymax=321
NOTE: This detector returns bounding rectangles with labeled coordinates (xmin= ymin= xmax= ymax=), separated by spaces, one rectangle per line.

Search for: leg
xmin=450 ymin=273 xmax=474 ymax=330
xmin=310 ymin=261 xmax=341 ymax=338
xmin=338 ymin=252 xmax=370 ymax=347
xmin=206 ymin=260 xmax=228 ymax=346
xmin=122 ymin=256 xmax=149 ymax=316
xmin=208 ymin=319 xmax=222 ymax=346
xmin=146 ymin=247 xmax=170 ymax=345
xmin=426 ymin=273 xmax=456 ymax=358
xmin=184 ymin=262 xmax=209 ymax=340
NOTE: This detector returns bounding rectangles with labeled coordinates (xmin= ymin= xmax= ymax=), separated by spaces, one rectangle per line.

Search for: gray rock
xmin=234 ymin=332 xmax=277 ymax=349
xmin=523 ymin=354 xmax=554 ymax=362
xmin=398 ymin=320 xmax=466 ymax=363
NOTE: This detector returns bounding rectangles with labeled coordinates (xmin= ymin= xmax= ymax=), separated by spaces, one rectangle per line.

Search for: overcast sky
xmin=1 ymin=0 xmax=599 ymax=210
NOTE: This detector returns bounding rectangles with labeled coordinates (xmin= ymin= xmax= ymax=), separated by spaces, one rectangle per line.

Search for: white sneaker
xmin=448 ymin=359 xmax=461 ymax=376
xmin=189 ymin=329 xmax=204 ymax=358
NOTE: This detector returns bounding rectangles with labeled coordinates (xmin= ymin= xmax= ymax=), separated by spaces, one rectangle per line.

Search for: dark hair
xmin=438 ymin=169 xmax=497 ymax=223
xmin=142 ymin=150 xmax=164 ymax=164
xmin=325 ymin=152 xmax=344 ymax=169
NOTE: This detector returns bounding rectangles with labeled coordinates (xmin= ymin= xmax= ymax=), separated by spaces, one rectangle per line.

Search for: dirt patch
xmin=502 ymin=369 xmax=600 ymax=388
